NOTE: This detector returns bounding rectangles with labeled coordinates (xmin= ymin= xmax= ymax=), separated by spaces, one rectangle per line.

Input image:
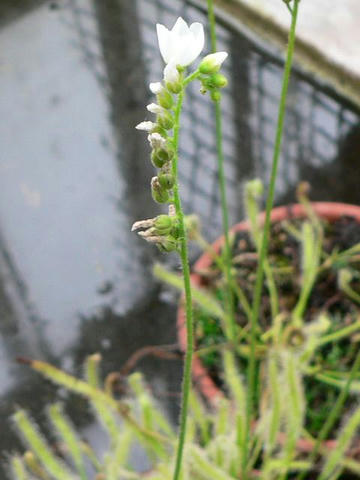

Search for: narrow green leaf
xmin=153 ymin=263 xmax=225 ymax=320
xmin=319 ymin=407 xmax=360 ymax=480
xmin=48 ymin=403 xmax=87 ymax=480
xmin=85 ymin=353 xmax=102 ymax=389
xmin=13 ymin=410 xmax=75 ymax=480
xmin=10 ymin=456 xmax=28 ymax=480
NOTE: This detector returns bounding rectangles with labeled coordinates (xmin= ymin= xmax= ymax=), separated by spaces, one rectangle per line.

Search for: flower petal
xmin=171 ymin=17 xmax=189 ymax=36
xmin=189 ymin=22 xmax=205 ymax=61
xmin=176 ymin=22 xmax=204 ymax=66
xmin=135 ymin=121 xmax=156 ymax=131
xmin=156 ymin=24 xmax=171 ymax=63
xmin=164 ymin=61 xmax=180 ymax=85
xmin=148 ymin=132 xmax=166 ymax=149
xmin=149 ymin=82 xmax=163 ymax=94
xmin=199 ymin=51 xmax=228 ymax=73
xmin=156 ymin=17 xmax=205 ymax=67
xmin=147 ymin=103 xmax=165 ymax=114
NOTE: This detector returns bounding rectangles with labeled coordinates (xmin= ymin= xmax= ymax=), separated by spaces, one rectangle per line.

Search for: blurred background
xmin=0 ymin=0 xmax=359 ymax=476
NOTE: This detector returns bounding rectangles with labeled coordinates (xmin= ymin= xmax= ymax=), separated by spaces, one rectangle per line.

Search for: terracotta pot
xmin=177 ymin=202 xmax=360 ymax=404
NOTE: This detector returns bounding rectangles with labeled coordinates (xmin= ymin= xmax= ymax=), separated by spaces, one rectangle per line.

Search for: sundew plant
xmin=9 ymin=0 xmax=360 ymax=479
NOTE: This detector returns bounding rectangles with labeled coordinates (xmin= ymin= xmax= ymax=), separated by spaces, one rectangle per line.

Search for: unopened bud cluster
xmin=132 ymin=208 xmax=180 ymax=252
xmin=134 ymin=61 xmax=183 ymax=251
xmin=198 ymin=52 xmax=228 ymax=101
xmin=136 ymin=69 xmax=182 ymax=210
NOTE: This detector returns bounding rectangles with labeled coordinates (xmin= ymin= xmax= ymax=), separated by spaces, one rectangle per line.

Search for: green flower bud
xmin=164 ymin=62 xmax=183 ymax=94
xmin=151 ymin=150 xmax=167 ymax=168
xmin=158 ymin=236 xmax=178 ymax=253
xmin=157 ymin=111 xmax=175 ymax=130
xmin=151 ymin=146 xmax=174 ymax=168
xmin=209 ymin=73 xmax=228 ymax=88
xmin=157 ymin=89 xmax=173 ymax=109
xmin=154 ymin=215 xmax=173 ymax=234
xmin=151 ymin=177 xmax=170 ymax=204
xmin=167 ymin=81 xmax=182 ymax=94
xmin=151 ymin=125 xmax=168 ymax=137
xmin=158 ymin=173 xmax=175 ymax=190
xmin=199 ymin=52 xmax=228 ymax=75
xmin=171 ymin=224 xmax=181 ymax=239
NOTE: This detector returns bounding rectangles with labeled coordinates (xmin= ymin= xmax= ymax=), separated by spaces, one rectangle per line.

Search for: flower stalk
xmin=206 ymin=0 xmax=237 ymax=343
xmin=170 ymin=87 xmax=195 ymax=480
xmin=133 ymin=16 xmax=229 ymax=480
xmin=244 ymin=0 xmax=300 ymax=476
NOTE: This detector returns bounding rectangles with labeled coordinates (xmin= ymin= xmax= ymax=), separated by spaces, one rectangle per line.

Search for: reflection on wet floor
xmin=0 ymin=0 xmax=359 ymax=475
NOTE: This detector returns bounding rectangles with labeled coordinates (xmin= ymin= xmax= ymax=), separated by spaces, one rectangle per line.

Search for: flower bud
xmin=167 ymin=81 xmax=182 ymax=95
xmin=158 ymin=172 xmax=175 ymax=190
xmin=170 ymin=224 xmax=181 ymax=239
xmin=151 ymin=176 xmax=170 ymax=204
xmin=158 ymin=236 xmax=178 ymax=253
xmin=148 ymin=132 xmax=167 ymax=150
xmin=151 ymin=145 xmax=174 ymax=168
xmin=157 ymin=111 xmax=174 ymax=130
xmin=151 ymin=125 xmax=168 ymax=137
xmin=146 ymin=103 xmax=165 ymax=115
xmin=164 ymin=61 xmax=182 ymax=94
xmin=151 ymin=150 xmax=166 ymax=168
xmin=154 ymin=214 xmax=173 ymax=234
xmin=149 ymin=82 xmax=163 ymax=94
xmin=135 ymin=121 xmax=156 ymax=132
xmin=157 ymin=89 xmax=174 ymax=109
xmin=209 ymin=73 xmax=228 ymax=88
xmin=199 ymin=52 xmax=228 ymax=74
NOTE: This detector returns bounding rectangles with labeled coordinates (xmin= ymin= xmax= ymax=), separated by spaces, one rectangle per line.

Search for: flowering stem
xmin=171 ymin=87 xmax=194 ymax=480
xmin=243 ymin=0 xmax=300 ymax=476
xmin=183 ymin=69 xmax=200 ymax=86
xmin=207 ymin=0 xmax=236 ymax=342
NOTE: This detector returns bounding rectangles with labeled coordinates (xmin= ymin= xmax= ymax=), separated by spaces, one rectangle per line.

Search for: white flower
xmin=149 ymin=82 xmax=163 ymax=94
xmin=148 ymin=132 xmax=166 ymax=150
xmin=199 ymin=52 xmax=228 ymax=74
xmin=146 ymin=103 xmax=165 ymax=115
xmin=135 ymin=121 xmax=156 ymax=132
xmin=156 ymin=17 xmax=204 ymax=67
xmin=164 ymin=61 xmax=180 ymax=85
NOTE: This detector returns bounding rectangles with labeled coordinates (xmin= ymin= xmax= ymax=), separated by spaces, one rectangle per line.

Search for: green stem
xmin=296 ymin=349 xmax=360 ymax=480
xmin=243 ymin=1 xmax=300 ymax=476
xmin=207 ymin=0 xmax=236 ymax=342
xmin=183 ymin=69 xmax=200 ymax=86
xmin=171 ymin=88 xmax=194 ymax=480
xmin=194 ymin=233 xmax=252 ymax=323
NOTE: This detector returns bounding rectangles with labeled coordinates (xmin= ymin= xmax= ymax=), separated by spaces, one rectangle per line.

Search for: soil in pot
xmin=194 ymin=211 xmax=360 ymax=438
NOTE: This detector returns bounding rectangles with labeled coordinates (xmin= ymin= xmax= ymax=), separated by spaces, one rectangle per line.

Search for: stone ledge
xmin=212 ymin=0 xmax=360 ymax=108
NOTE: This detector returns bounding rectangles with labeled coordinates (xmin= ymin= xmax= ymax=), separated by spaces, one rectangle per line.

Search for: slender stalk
xmin=171 ymin=88 xmax=194 ymax=480
xmin=296 ymin=349 xmax=360 ymax=480
xmin=194 ymin=233 xmax=253 ymax=322
xmin=207 ymin=0 xmax=236 ymax=342
xmin=243 ymin=1 xmax=300 ymax=476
